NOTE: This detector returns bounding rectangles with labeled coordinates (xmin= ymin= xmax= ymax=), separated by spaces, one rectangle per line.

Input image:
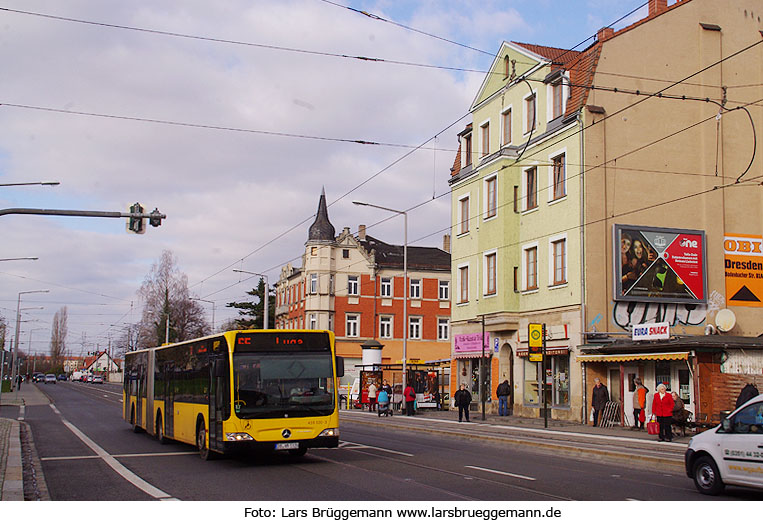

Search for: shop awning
xmin=452 ymin=351 xmax=494 ymax=359
xmin=576 ymin=351 xmax=689 ymax=362
xmin=517 ymin=346 xmax=569 ymax=357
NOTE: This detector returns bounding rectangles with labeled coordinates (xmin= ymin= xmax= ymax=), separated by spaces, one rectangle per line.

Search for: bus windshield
xmin=233 ymin=351 xmax=335 ymax=419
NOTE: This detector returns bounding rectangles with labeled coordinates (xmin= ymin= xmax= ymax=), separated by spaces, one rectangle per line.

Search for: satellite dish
xmin=715 ymin=309 xmax=736 ymax=332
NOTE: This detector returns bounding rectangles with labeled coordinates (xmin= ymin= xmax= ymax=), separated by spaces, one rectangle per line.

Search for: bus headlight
xmin=318 ymin=428 xmax=339 ymax=437
xmin=225 ymin=432 xmax=254 ymax=441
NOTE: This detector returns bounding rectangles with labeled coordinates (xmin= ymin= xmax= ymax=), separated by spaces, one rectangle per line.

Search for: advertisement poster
xmin=614 ymin=225 xmax=706 ymax=304
xmin=724 ymin=233 xmax=763 ymax=306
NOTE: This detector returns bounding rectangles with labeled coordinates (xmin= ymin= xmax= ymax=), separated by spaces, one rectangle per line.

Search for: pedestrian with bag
xmin=631 ymin=378 xmax=648 ymax=430
xmin=367 ymin=381 xmax=378 ymax=412
xmin=496 ymin=379 xmax=511 ymax=416
xmin=651 ymin=383 xmax=674 ymax=442
xmin=454 ymin=383 xmax=472 ymax=422
xmin=591 ymin=378 xmax=609 ymax=427
xmin=403 ymin=384 xmax=416 ymax=416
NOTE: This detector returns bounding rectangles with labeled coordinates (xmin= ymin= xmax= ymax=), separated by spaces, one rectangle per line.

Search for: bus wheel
xmin=197 ymin=421 xmax=214 ymax=461
xmin=289 ymin=446 xmax=307 ymax=457
xmin=130 ymin=405 xmax=141 ymax=433
xmin=156 ymin=413 xmax=168 ymax=444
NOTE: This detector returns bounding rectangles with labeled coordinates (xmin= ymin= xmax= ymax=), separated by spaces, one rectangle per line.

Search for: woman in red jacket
xmin=652 ymin=384 xmax=674 ymax=442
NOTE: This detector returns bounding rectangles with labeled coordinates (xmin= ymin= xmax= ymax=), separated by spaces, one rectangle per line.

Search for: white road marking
xmin=18 ymin=405 xmax=25 ymax=421
xmin=341 ymin=441 xmax=414 ymax=457
xmin=49 ymin=403 xmax=175 ymax=500
xmin=465 ymin=465 xmax=536 ymax=481
xmin=42 ymin=451 xmax=197 ymax=461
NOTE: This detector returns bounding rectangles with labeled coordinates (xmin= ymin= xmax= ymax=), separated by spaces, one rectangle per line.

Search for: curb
xmin=1 ymin=421 xmax=23 ymax=500
xmin=20 ymin=420 xmax=50 ymax=501
xmin=340 ymin=414 xmax=686 ymax=473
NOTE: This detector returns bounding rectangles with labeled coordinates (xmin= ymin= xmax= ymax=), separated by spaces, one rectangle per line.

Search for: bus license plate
xmin=275 ymin=442 xmax=299 ymax=451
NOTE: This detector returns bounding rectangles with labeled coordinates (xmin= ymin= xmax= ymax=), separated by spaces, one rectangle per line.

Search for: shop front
xmin=452 ymin=332 xmax=493 ymax=411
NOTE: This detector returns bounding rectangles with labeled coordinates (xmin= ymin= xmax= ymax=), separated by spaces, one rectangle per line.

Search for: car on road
xmin=685 ymin=393 xmax=763 ymax=495
xmin=44 ymin=374 xmax=57 ymax=384
xmin=33 ymin=373 xmax=45 ymax=383
xmin=57 ymin=374 xmax=67 ymax=381
xmin=92 ymin=374 xmax=104 ymax=384
xmin=86 ymin=373 xmax=94 ymax=383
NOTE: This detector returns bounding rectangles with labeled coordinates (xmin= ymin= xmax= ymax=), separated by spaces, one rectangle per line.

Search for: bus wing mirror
xmin=213 ymin=359 xmax=227 ymax=377
xmin=335 ymin=356 xmax=344 ymax=378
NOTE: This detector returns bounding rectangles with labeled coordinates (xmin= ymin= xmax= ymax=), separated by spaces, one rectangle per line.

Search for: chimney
xmin=597 ymin=27 xmax=614 ymax=42
xmin=648 ymin=0 xmax=667 ymax=17
xmin=358 ymin=224 xmax=366 ymax=241
xmin=443 ymin=234 xmax=451 ymax=253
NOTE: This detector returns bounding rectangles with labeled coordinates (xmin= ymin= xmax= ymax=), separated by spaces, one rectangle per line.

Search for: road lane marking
xmin=49 ymin=403 xmax=175 ymax=500
xmin=18 ymin=405 xmax=25 ymax=421
xmin=42 ymin=451 xmax=197 ymax=461
xmin=341 ymin=441 xmax=413 ymax=457
xmin=465 ymin=465 xmax=536 ymax=481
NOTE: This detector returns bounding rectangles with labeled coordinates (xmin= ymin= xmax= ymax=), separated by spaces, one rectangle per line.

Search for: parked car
xmin=44 ymin=374 xmax=56 ymax=384
xmin=33 ymin=373 xmax=45 ymax=383
xmin=92 ymin=375 xmax=104 ymax=384
xmin=86 ymin=373 xmax=94 ymax=383
xmin=685 ymin=393 xmax=763 ymax=495
xmin=57 ymin=374 xmax=67 ymax=381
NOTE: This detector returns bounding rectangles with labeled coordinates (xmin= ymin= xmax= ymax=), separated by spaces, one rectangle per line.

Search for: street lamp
xmin=353 ymin=201 xmax=408 ymax=396
xmin=190 ymin=297 xmax=216 ymax=332
xmin=11 ymin=290 xmax=49 ymax=390
xmin=232 ymin=270 xmax=269 ymax=329
xmin=0 ymin=181 xmax=60 ymax=187
xmin=0 ymin=257 xmax=38 ymax=262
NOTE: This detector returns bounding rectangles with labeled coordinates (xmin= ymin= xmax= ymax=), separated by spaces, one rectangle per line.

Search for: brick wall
xmin=698 ymin=358 xmax=761 ymax=422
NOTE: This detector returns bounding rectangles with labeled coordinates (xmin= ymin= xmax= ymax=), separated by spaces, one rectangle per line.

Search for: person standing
xmin=367 ymin=382 xmax=378 ymax=412
xmin=632 ymin=378 xmax=648 ymax=430
xmin=496 ymin=380 xmax=511 ymax=416
xmin=736 ymin=383 xmax=759 ymax=408
xmin=454 ymin=383 xmax=472 ymax=422
xmin=652 ymin=384 xmax=674 ymax=442
xmin=403 ymin=384 xmax=416 ymax=416
xmin=591 ymin=378 xmax=609 ymax=427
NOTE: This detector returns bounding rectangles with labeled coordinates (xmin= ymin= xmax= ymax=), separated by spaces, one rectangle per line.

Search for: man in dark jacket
xmin=454 ymin=384 xmax=472 ymax=422
xmin=736 ymin=383 xmax=759 ymax=408
xmin=496 ymin=380 xmax=511 ymax=416
xmin=591 ymin=378 xmax=609 ymax=427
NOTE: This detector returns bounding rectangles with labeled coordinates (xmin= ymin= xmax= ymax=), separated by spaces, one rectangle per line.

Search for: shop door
xmin=623 ymin=366 xmax=638 ymax=425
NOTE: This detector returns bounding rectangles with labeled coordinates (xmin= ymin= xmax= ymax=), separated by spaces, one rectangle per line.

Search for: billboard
xmin=724 ymin=233 xmax=763 ymax=307
xmin=613 ymin=225 xmax=706 ymax=304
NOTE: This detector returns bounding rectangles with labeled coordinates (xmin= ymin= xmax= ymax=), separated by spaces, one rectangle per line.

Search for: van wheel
xmin=197 ymin=421 xmax=215 ymax=461
xmin=693 ymin=456 xmax=724 ymax=495
xmin=156 ymin=413 xmax=168 ymax=444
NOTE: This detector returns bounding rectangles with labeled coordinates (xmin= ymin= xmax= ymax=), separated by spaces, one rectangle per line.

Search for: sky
xmin=0 ymin=0 xmax=649 ymax=358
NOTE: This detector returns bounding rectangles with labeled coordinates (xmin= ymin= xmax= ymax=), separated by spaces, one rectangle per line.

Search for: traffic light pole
xmin=0 ymin=207 xmax=165 ymax=223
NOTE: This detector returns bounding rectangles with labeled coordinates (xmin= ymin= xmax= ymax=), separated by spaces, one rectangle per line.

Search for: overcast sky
xmin=0 ymin=0 xmax=647 ymax=357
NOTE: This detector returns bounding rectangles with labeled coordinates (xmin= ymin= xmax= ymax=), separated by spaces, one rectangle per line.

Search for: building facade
xmin=275 ymin=191 xmax=452 ymax=388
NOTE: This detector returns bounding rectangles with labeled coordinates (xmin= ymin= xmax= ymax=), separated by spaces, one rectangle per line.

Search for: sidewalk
xmin=0 ymin=382 xmax=50 ymax=501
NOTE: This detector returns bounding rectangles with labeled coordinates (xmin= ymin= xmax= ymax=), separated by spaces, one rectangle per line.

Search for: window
xmin=437 ymin=318 xmax=449 ymax=340
xmin=329 ymin=274 xmax=335 ymax=294
xmin=410 ymin=279 xmax=421 ymax=299
xmin=459 ymin=196 xmax=470 ymax=234
xmin=464 ymin=134 xmax=472 ymax=166
xmin=438 ymin=280 xmax=450 ymax=300
xmin=501 ymin=108 xmax=512 ymax=145
xmin=485 ymin=252 xmax=497 ymax=295
xmin=346 ymin=314 xmax=359 ymax=337
xmin=503 ymin=55 xmax=510 ymax=78
xmin=310 ymin=273 xmax=318 ymax=294
xmin=480 ymin=121 xmax=490 ymax=157
xmin=525 ymin=167 xmax=537 ymax=210
xmin=552 ymin=356 xmax=570 ymax=407
xmin=342 ymin=249 xmax=350 ymax=259
xmin=379 ymin=316 xmax=393 ymax=339
xmin=525 ymin=246 xmax=538 ymax=290
xmin=552 ymin=154 xmax=566 ymax=200
xmin=513 ymin=266 xmax=519 ymax=292
xmin=485 ymin=176 xmax=497 ymax=219
xmin=524 ymin=361 xmax=540 ymax=406
xmin=311 ymin=247 xmax=317 ymax=256
xmin=552 ymin=239 xmax=567 ymax=285
xmin=409 ymin=317 xmax=422 ymax=340
xmin=458 ymin=265 xmax=469 ymax=303
xmin=328 ymin=313 xmax=334 ymax=332
xmin=347 ymin=275 xmax=359 ymax=296
xmin=525 ymin=92 xmax=537 ymax=132
xmin=551 ymin=82 xmax=563 ymax=120
xmin=730 ymin=402 xmax=763 ymax=434
xmin=380 ymin=277 xmax=392 ymax=297
xmin=309 ymin=313 xmax=317 ymax=330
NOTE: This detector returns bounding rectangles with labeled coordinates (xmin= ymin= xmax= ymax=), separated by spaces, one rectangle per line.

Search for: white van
xmin=685 ymin=393 xmax=763 ymax=495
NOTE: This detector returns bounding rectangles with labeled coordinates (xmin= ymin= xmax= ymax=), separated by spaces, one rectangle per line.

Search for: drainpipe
xmin=576 ymin=109 xmax=587 ymax=424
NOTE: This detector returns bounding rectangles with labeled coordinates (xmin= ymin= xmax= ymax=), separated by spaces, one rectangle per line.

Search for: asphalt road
xmin=12 ymin=381 xmax=761 ymax=501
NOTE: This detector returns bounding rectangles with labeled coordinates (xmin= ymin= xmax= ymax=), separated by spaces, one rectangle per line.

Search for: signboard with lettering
xmin=453 ymin=332 xmax=491 ymax=358
xmin=632 ymin=322 xmax=670 ymax=341
xmin=614 ymin=224 xmax=706 ymax=304
xmin=725 ymin=233 xmax=763 ymax=307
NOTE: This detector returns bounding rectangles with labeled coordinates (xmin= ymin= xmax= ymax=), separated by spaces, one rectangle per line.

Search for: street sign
xmin=529 ymin=323 xmax=543 ymax=349
xmin=529 ymin=352 xmax=543 ymax=362
xmin=494 ymin=338 xmax=499 ymax=353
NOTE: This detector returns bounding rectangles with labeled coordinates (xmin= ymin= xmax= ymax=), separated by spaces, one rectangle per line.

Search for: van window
xmin=732 ymin=402 xmax=763 ymax=434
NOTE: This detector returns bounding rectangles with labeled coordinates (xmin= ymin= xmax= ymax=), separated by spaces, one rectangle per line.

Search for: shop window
xmin=678 ymin=369 xmax=690 ymax=404
xmin=655 ymin=362 xmax=671 ymax=390
xmin=552 ymin=356 xmax=570 ymax=407
xmin=470 ymin=358 xmax=492 ymax=403
xmin=523 ymin=360 xmax=539 ymax=406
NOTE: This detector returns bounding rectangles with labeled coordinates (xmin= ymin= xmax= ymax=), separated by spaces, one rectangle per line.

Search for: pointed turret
xmin=307 ymin=188 xmax=336 ymax=243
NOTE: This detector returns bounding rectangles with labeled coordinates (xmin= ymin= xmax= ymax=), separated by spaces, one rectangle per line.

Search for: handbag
xmin=589 ymin=408 xmax=594 ymax=422
xmin=639 ymin=409 xmax=646 ymax=423
xmin=647 ymin=415 xmax=660 ymax=435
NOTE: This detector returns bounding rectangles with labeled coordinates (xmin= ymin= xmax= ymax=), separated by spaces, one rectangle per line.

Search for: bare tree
xmin=136 ymin=250 xmax=210 ymax=348
xmin=50 ymin=306 xmax=68 ymax=361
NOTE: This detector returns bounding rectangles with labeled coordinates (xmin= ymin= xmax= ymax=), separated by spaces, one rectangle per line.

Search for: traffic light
xmin=149 ymin=208 xmax=162 ymax=227
xmin=127 ymin=202 xmax=146 ymax=234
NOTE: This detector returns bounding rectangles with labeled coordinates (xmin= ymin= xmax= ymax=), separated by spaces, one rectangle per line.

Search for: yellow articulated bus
xmin=123 ymin=330 xmax=343 ymax=460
